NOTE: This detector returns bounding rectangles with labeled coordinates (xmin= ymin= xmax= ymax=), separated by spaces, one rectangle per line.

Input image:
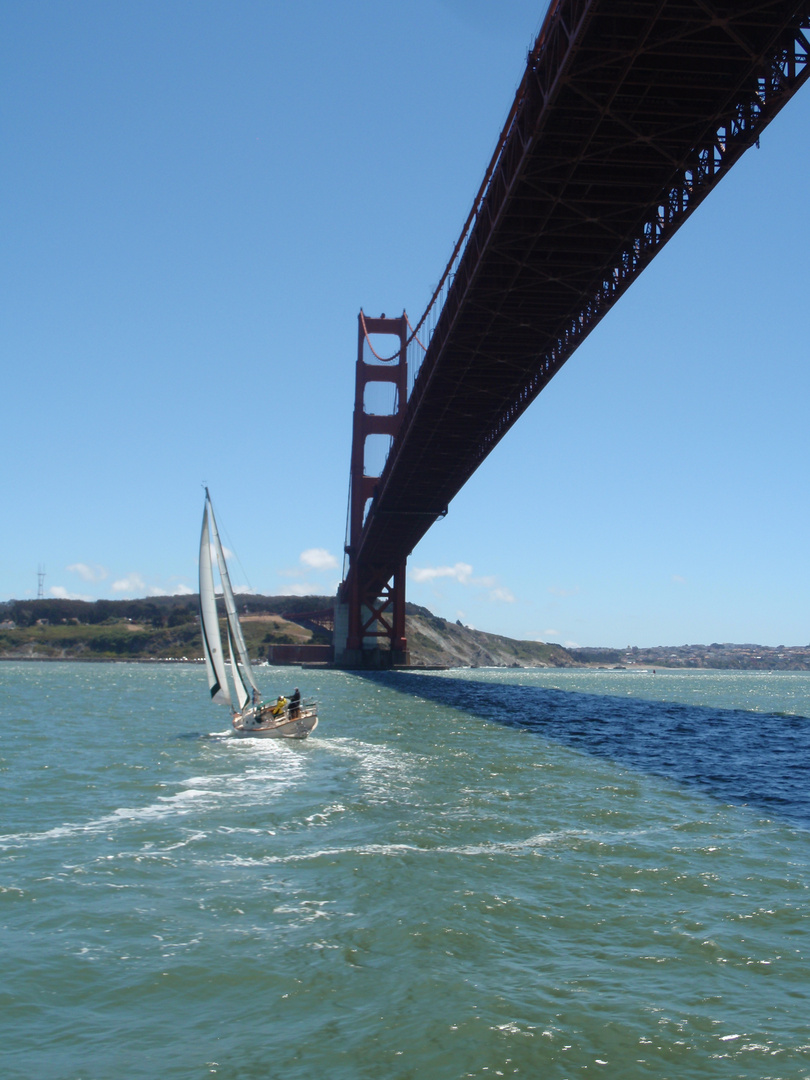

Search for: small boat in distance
xmin=198 ymin=488 xmax=318 ymax=738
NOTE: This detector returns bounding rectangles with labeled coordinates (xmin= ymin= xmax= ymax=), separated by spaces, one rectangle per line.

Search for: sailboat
xmin=198 ymin=488 xmax=319 ymax=738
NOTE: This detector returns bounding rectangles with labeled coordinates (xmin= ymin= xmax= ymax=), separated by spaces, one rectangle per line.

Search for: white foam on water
xmin=317 ymin=735 xmax=424 ymax=803
xmin=204 ymin=833 xmax=564 ymax=866
xmin=0 ymin=741 xmax=309 ymax=850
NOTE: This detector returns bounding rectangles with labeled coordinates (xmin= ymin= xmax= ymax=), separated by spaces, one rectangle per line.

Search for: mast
xmin=199 ymin=499 xmax=231 ymax=706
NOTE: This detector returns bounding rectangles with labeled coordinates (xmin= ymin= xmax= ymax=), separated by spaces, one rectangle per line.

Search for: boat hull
xmin=231 ymin=708 xmax=318 ymax=739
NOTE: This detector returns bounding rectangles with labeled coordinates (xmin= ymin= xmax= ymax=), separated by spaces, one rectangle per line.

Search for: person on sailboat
xmin=271 ymin=695 xmax=288 ymax=718
xmin=289 ymin=688 xmax=301 ymax=718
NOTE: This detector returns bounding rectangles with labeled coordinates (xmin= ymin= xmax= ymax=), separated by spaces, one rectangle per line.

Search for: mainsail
xmin=199 ymin=488 xmax=259 ymax=712
xmin=199 ymin=498 xmax=231 ymax=705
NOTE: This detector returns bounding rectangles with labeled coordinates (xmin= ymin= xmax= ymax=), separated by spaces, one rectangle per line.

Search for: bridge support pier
xmin=334 ymin=561 xmax=409 ymax=668
xmin=334 ymin=313 xmax=410 ymax=669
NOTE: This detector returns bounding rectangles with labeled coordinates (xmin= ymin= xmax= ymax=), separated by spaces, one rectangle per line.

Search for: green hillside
xmin=0 ymin=595 xmax=332 ymax=662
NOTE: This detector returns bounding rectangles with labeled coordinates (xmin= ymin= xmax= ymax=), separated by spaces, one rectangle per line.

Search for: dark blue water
xmin=367 ymin=669 xmax=810 ymax=827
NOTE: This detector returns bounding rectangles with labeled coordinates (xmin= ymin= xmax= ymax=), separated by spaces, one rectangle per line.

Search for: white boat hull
xmin=232 ymin=706 xmax=318 ymax=739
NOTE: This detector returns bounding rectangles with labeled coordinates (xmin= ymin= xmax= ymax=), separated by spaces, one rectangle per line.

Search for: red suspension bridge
xmin=334 ymin=0 xmax=810 ymax=668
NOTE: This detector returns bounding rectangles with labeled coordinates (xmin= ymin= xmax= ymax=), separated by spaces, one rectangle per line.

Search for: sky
xmin=2 ymin=0 xmax=809 ymax=649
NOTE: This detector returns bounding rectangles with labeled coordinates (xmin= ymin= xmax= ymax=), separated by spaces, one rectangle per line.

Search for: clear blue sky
xmin=3 ymin=1 xmax=809 ymax=649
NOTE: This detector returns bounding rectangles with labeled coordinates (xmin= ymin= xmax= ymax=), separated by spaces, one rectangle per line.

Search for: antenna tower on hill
xmin=37 ymin=565 xmax=46 ymax=599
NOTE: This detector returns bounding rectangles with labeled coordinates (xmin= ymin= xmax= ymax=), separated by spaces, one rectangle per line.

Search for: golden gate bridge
xmin=332 ymin=0 xmax=810 ymax=668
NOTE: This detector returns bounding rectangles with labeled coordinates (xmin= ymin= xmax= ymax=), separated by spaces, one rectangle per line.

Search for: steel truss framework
xmin=348 ymin=0 xmax=810 ymax=600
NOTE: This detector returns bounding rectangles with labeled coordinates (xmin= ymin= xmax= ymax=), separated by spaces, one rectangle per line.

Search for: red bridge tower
xmin=334 ymin=313 xmax=409 ymax=668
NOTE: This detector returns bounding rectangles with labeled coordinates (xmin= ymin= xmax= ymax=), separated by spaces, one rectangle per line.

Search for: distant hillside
xmin=0 ymin=593 xmax=331 ymax=628
xmin=0 ymin=595 xmax=333 ymax=663
xmin=567 ymin=642 xmax=810 ymax=671
xmin=404 ymin=604 xmax=571 ymax=668
xmin=2 ymin=595 xmax=809 ymax=669
xmin=0 ymin=595 xmax=571 ymax=666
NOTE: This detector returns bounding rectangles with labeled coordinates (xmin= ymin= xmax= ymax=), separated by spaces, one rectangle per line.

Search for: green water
xmin=1 ymin=662 xmax=809 ymax=1079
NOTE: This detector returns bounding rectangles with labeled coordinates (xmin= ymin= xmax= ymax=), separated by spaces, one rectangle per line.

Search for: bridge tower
xmin=334 ymin=313 xmax=409 ymax=669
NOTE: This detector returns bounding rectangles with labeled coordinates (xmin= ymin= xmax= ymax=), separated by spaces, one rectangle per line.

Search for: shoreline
xmin=3 ymin=655 xmax=810 ymax=674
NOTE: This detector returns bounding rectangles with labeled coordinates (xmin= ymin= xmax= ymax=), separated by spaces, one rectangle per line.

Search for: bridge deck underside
xmin=353 ymin=0 xmax=809 ymax=594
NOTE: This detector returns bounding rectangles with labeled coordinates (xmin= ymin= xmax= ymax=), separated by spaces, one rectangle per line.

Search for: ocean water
xmin=1 ymin=661 xmax=809 ymax=1080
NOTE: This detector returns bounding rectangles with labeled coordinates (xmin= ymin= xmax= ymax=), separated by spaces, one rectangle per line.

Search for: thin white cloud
xmin=205 ymin=542 xmax=233 ymax=563
xmin=146 ymin=581 xmax=195 ymax=597
xmin=672 ymin=574 xmax=686 ymax=584
xmin=412 ymin=562 xmax=514 ymax=602
xmin=279 ymin=547 xmax=340 ymax=588
xmin=67 ymin=562 xmax=108 ymax=582
xmin=112 ymin=573 xmax=146 ymax=594
xmin=300 ymin=548 xmax=339 ymax=571
xmin=50 ymin=585 xmax=92 ymax=601
xmin=285 ymin=582 xmax=324 ymax=597
xmin=548 ymin=585 xmax=579 ymax=598
xmin=411 ymin=562 xmax=473 ymax=584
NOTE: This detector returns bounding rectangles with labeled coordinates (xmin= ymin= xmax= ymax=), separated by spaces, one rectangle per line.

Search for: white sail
xmin=206 ymin=492 xmax=260 ymax=698
xmin=197 ymin=488 xmax=319 ymax=739
xmin=226 ymin=622 xmax=251 ymax=712
xmin=199 ymin=501 xmax=231 ymax=706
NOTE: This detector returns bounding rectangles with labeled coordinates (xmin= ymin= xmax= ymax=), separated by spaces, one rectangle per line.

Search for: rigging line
xmin=211 ymin=500 xmax=256 ymax=598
